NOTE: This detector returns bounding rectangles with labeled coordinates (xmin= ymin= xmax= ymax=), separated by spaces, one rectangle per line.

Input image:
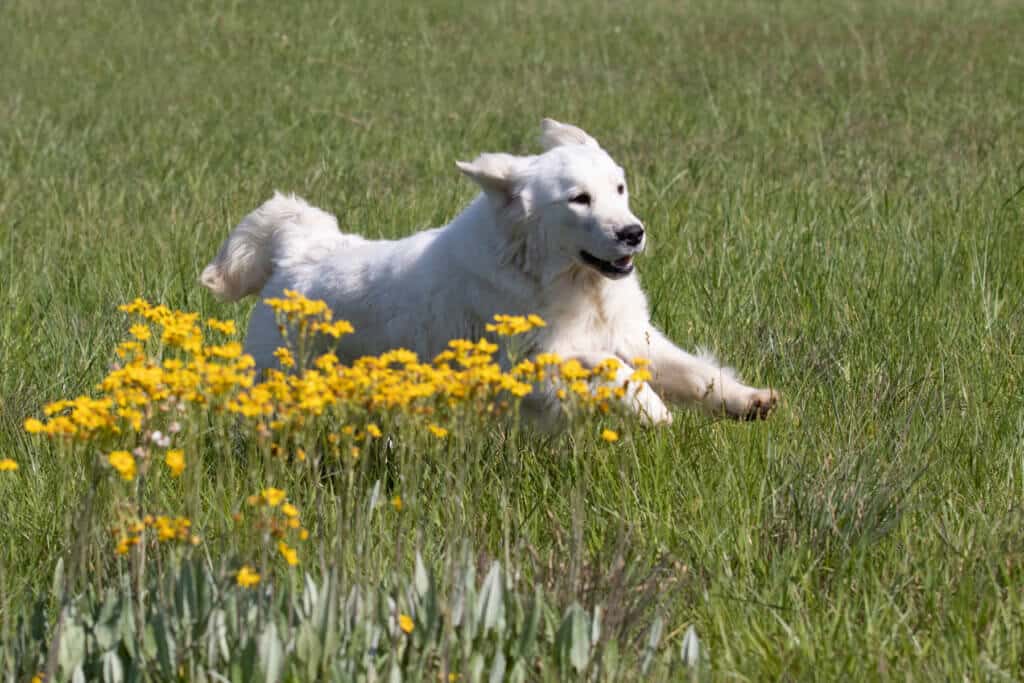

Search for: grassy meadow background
xmin=2 ymin=0 xmax=1024 ymax=679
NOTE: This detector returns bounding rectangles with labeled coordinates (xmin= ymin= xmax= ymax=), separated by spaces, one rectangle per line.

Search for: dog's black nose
xmin=616 ymin=224 xmax=644 ymax=247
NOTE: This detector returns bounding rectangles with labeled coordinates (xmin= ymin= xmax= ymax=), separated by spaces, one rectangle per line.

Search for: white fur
xmin=201 ymin=119 xmax=778 ymax=423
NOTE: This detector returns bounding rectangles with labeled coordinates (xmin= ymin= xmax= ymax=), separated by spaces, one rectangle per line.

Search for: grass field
xmin=2 ymin=0 xmax=1024 ymax=679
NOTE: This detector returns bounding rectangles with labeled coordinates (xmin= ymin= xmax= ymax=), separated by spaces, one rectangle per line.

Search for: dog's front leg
xmin=570 ymin=352 xmax=673 ymax=425
xmin=621 ymin=327 xmax=778 ymax=420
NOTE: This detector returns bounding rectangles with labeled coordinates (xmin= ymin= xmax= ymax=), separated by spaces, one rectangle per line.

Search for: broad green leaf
xmin=102 ymin=650 xmax=124 ymax=683
xmin=488 ymin=650 xmax=506 ymax=683
xmin=477 ymin=562 xmax=504 ymax=636
xmin=258 ymin=621 xmax=284 ymax=683
xmin=58 ymin=616 xmax=86 ymax=675
xmin=640 ymin=615 xmax=663 ymax=675
xmin=515 ymin=585 xmax=542 ymax=661
xmin=680 ymin=625 xmax=700 ymax=668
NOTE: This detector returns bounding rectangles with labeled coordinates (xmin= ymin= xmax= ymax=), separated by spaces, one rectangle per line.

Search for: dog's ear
xmin=456 ymin=153 xmax=525 ymax=199
xmin=539 ymin=118 xmax=600 ymax=150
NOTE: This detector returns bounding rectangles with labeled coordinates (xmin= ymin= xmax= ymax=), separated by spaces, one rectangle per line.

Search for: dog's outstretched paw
xmin=736 ymin=388 xmax=780 ymax=421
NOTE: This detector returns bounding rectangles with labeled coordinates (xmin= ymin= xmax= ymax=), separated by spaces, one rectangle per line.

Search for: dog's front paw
xmin=721 ymin=387 xmax=779 ymax=421
xmin=631 ymin=382 xmax=674 ymax=426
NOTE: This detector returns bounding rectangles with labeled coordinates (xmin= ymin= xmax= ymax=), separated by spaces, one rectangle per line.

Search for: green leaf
xmin=515 ymin=585 xmax=542 ymax=661
xmin=295 ymin=622 xmax=322 ymax=680
xmin=51 ymin=558 xmax=65 ymax=607
xmin=477 ymin=562 xmax=504 ymax=636
xmin=206 ymin=608 xmax=229 ymax=668
xmin=591 ymin=605 xmax=602 ymax=648
xmin=556 ymin=603 xmax=590 ymax=674
xmin=174 ymin=559 xmax=192 ymax=626
xmin=468 ymin=652 xmax=485 ymax=683
xmin=640 ymin=615 xmax=663 ymax=675
xmin=102 ymin=650 xmax=124 ymax=683
xmin=388 ymin=659 xmax=402 ymax=683
xmin=258 ymin=621 xmax=284 ymax=683
xmin=238 ymin=634 xmax=257 ymax=683
xmin=321 ymin=571 xmax=340 ymax=672
xmin=58 ymin=616 xmax=86 ymax=675
xmin=94 ymin=589 xmax=122 ymax=652
xmin=414 ymin=552 xmax=430 ymax=597
xmin=569 ymin=604 xmax=590 ymax=673
xmin=680 ymin=625 xmax=700 ymax=668
xmin=508 ymin=660 xmax=527 ymax=683
xmin=151 ymin=611 xmax=176 ymax=678
xmin=601 ymin=640 xmax=619 ymax=680
xmin=488 ymin=650 xmax=506 ymax=683
xmin=302 ymin=573 xmax=318 ymax=618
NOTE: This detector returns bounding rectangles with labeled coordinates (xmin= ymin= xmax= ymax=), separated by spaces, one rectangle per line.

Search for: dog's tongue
xmin=614 ymin=256 xmax=633 ymax=268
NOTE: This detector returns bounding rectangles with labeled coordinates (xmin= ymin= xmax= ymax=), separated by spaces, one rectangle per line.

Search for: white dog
xmin=201 ymin=119 xmax=778 ymax=423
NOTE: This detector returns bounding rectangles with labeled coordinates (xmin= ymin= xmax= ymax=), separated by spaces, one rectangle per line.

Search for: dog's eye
xmin=569 ymin=193 xmax=591 ymax=206
xmin=617 ymin=184 xmax=625 ymax=195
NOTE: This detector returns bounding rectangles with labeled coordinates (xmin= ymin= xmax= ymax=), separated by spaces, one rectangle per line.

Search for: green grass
xmin=2 ymin=0 xmax=1024 ymax=679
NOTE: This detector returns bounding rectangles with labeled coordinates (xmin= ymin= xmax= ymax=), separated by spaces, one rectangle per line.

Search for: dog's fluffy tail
xmin=200 ymin=192 xmax=339 ymax=301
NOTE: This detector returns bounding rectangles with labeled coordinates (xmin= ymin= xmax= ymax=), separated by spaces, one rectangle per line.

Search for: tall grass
xmin=2 ymin=0 xmax=1023 ymax=679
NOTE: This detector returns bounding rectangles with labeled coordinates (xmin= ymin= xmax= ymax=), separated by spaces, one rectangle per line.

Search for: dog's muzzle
xmin=579 ymin=250 xmax=635 ymax=279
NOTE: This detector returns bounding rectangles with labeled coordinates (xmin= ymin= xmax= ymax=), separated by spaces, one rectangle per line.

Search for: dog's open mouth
xmin=580 ymin=251 xmax=634 ymax=278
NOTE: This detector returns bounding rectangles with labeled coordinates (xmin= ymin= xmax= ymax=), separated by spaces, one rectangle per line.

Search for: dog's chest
xmin=537 ymin=279 xmax=643 ymax=354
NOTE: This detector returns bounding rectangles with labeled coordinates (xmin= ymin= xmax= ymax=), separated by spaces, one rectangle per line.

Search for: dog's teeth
xmin=614 ymin=256 xmax=633 ymax=268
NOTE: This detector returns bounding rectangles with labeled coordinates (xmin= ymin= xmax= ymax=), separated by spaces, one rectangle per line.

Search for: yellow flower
xmin=153 ymin=516 xmax=190 ymax=542
xmin=629 ymin=369 xmax=652 ymax=383
xmin=366 ymin=423 xmax=382 ymax=438
xmin=281 ymin=503 xmax=299 ymax=518
xmin=129 ymin=324 xmax=151 ymax=341
xmin=0 ymin=459 xmax=18 ymax=472
xmin=165 ymin=449 xmax=185 ymax=477
xmin=273 ymin=347 xmax=295 ymax=368
xmin=23 ymin=418 xmax=45 ymax=434
xmin=485 ymin=313 xmax=546 ymax=336
xmin=398 ymin=613 xmax=414 ymax=634
xmin=206 ymin=342 xmax=243 ymax=359
xmin=236 ymin=565 xmax=260 ymax=588
xmin=601 ymin=429 xmax=619 ymax=443
xmin=262 ymin=487 xmax=286 ymax=507
xmin=277 ymin=541 xmax=299 ymax=566
xmin=427 ymin=424 xmax=448 ymax=439
xmin=299 ymin=528 xmax=310 ymax=540
xmin=314 ymin=319 xmax=355 ymax=338
xmin=391 ymin=495 xmax=403 ymax=511
xmin=206 ymin=318 xmax=237 ymax=335
xmin=108 ymin=450 xmax=136 ymax=481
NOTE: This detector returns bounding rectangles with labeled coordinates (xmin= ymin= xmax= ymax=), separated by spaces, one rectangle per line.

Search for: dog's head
xmin=457 ymin=119 xmax=644 ymax=282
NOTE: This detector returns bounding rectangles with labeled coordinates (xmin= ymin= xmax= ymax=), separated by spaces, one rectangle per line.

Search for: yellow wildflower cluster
xmin=0 ymin=458 xmax=18 ymax=472
xmin=240 ymin=488 xmax=309 ymax=564
xmin=485 ymin=313 xmax=546 ymax=336
xmin=24 ymin=295 xmax=649 ymax=449
xmin=23 ymin=299 xmax=255 ymax=440
xmin=21 ymin=294 xmax=648 ymax=557
xmin=113 ymin=514 xmax=198 ymax=555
